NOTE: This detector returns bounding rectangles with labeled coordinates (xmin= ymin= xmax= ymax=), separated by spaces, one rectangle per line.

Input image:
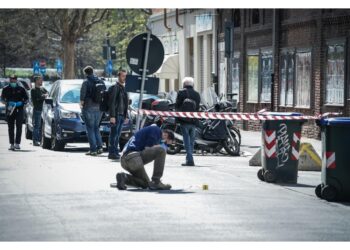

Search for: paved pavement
xmin=0 ymin=121 xmax=349 ymax=241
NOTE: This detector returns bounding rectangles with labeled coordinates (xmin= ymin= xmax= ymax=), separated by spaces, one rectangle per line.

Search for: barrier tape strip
xmin=137 ymin=109 xmax=342 ymax=121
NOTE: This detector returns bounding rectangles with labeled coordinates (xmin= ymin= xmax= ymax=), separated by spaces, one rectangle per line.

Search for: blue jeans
xmin=32 ymin=110 xmax=42 ymax=143
xmin=83 ymin=109 xmax=103 ymax=152
xmin=181 ymin=124 xmax=196 ymax=164
xmin=108 ymin=115 xmax=124 ymax=156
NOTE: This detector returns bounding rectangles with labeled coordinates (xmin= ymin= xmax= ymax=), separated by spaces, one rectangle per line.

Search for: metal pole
xmin=106 ymin=35 xmax=111 ymax=80
xmin=271 ymin=9 xmax=276 ymax=111
xmin=135 ymin=30 xmax=152 ymax=131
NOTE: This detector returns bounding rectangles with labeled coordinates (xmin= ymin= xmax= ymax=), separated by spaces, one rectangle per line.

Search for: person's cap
xmin=83 ymin=66 xmax=94 ymax=75
xmin=9 ymin=74 xmax=17 ymax=80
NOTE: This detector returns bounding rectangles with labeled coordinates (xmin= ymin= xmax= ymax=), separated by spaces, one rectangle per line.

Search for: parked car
xmin=40 ymin=79 xmax=132 ymax=151
xmin=0 ymin=80 xmax=7 ymax=119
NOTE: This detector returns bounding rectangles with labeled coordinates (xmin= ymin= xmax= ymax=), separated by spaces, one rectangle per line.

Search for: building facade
xmin=149 ymin=9 xmax=350 ymax=138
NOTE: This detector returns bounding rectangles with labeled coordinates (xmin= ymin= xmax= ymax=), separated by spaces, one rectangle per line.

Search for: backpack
xmin=89 ymin=78 xmax=106 ymax=104
xmin=178 ymin=89 xmax=197 ymax=124
xmin=181 ymin=89 xmax=197 ymax=112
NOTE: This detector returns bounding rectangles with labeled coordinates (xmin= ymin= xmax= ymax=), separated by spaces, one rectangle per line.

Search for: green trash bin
xmin=315 ymin=117 xmax=350 ymax=202
xmin=257 ymin=112 xmax=306 ymax=184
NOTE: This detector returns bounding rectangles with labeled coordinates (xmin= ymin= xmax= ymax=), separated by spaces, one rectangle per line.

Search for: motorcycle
xmin=161 ymin=104 xmax=240 ymax=156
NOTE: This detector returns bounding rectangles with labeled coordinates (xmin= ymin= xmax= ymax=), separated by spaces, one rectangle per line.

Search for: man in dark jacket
xmin=116 ymin=125 xmax=174 ymax=190
xmin=30 ymin=75 xmax=48 ymax=146
xmin=80 ymin=66 xmax=103 ymax=156
xmin=1 ymin=75 xmax=29 ymax=150
xmin=108 ymin=69 xmax=129 ymax=160
xmin=175 ymin=77 xmax=201 ymax=166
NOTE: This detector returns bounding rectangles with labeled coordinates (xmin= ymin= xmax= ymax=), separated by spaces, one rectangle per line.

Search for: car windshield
xmin=59 ymin=81 xmax=112 ymax=103
xmin=59 ymin=84 xmax=82 ymax=103
xmin=0 ymin=81 xmax=8 ymax=89
xmin=129 ymin=93 xmax=160 ymax=109
xmin=43 ymin=81 xmax=53 ymax=92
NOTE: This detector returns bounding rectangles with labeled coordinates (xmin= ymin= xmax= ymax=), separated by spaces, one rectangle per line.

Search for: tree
xmin=36 ymin=9 xmax=109 ymax=79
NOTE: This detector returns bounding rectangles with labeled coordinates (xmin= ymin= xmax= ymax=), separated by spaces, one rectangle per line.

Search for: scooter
xmin=161 ymin=115 xmax=240 ymax=156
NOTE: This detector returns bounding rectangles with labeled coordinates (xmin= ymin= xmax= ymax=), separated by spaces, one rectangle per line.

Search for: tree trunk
xmin=62 ymin=38 xmax=76 ymax=79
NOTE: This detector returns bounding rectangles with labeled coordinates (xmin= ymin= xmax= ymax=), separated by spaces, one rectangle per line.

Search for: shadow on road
xmin=8 ymin=149 xmax=35 ymax=153
xmin=279 ymin=183 xmax=316 ymax=188
xmin=110 ymin=184 xmax=195 ymax=194
xmin=127 ymin=188 xmax=195 ymax=194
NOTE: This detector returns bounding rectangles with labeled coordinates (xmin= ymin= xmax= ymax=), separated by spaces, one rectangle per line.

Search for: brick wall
xmin=217 ymin=9 xmax=350 ymax=139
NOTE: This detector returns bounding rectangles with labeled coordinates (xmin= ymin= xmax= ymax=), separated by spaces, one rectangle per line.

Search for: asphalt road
xmin=0 ymin=121 xmax=349 ymax=241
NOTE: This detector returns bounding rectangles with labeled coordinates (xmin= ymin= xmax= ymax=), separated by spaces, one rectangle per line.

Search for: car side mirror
xmin=129 ymin=99 xmax=132 ymax=105
xmin=44 ymin=98 xmax=53 ymax=107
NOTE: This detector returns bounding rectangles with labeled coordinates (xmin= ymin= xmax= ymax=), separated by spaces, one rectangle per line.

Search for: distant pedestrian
xmin=0 ymin=74 xmax=29 ymax=150
xmin=80 ymin=66 xmax=104 ymax=156
xmin=30 ymin=75 xmax=48 ymax=146
xmin=175 ymin=77 xmax=201 ymax=166
xmin=108 ymin=69 xmax=129 ymax=160
xmin=116 ymin=125 xmax=174 ymax=190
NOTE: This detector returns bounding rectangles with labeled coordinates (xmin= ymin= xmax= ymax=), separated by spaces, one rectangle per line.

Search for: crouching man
xmin=116 ymin=125 xmax=175 ymax=191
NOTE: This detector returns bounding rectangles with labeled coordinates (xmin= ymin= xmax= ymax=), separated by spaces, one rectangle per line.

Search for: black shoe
xmin=9 ymin=144 xmax=15 ymax=151
xmin=149 ymin=180 xmax=172 ymax=190
xmin=97 ymin=148 xmax=104 ymax=155
xmin=108 ymin=154 xmax=120 ymax=160
xmin=182 ymin=162 xmax=195 ymax=166
xmin=33 ymin=141 xmax=41 ymax=147
xmin=116 ymin=173 xmax=127 ymax=190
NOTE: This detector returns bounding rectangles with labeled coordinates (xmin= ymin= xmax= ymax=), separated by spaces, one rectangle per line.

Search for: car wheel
xmin=321 ymin=185 xmax=338 ymax=202
xmin=257 ymin=168 xmax=265 ymax=181
xmin=119 ymin=138 xmax=128 ymax=152
xmin=41 ymin=121 xmax=51 ymax=149
xmin=264 ymin=170 xmax=277 ymax=183
xmin=25 ymin=124 xmax=33 ymax=140
xmin=51 ymin=126 xmax=65 ymax=151
xmin=315 ymin=184 xmax=323 ymax=199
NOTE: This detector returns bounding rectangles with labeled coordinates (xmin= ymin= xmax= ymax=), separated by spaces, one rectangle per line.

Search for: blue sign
xmin=56 ymin=59 xmax=63 ymax=74
xmin=106 ymin=60 xmax=113 ymax=74
xmin=40 ymin=67 xmax=46 ymax=75
xmin=33 ymin=61 xmax=40 ymax=74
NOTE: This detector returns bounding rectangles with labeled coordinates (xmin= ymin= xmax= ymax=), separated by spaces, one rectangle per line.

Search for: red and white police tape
xmin=137 ymin=109 xmax=341 ymax=121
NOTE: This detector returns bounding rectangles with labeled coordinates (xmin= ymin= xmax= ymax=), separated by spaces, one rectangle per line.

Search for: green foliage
xmin=0 ymin=9 xmax=149 ymax=77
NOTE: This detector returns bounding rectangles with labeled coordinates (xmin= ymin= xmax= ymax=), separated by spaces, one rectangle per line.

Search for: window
xmin=252 ymin=9 xmax=260 ymax=25
xmin=232 ymin=53 xmax=240 ymax=102
xmin=233 ymin=10 xmax=240 ymax=27
xmin=260 ymin=51 xmax=273 ymax=102
xmin=326 ymin=44 xmax=345 ymax=105
xmin=295 ymin=51 xmax=311 ymax=107
xmin=247 ymin=55 xmax=259 ymax=102
xmin=280 ymin=51 xmax=295 ymax=106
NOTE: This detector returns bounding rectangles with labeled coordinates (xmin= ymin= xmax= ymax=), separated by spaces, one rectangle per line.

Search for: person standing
xmin=108 ymin=69 xmax=129 ymax=160
xmin=175 ymin=77 xmax=201 ymax=166
xmin=80 ymin=66 xmax=104 ymax=156
xmin=116 ymin=125 xmax=174 ymax=190
xmin=1 ymin=75 xmax=29 ymax=150
xmin=30 ymin=75 xmax=48 ymax=146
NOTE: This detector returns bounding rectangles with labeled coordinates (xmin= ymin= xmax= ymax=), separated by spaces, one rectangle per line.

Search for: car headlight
xmin=60 ymin=109 xmax=77 ymax=119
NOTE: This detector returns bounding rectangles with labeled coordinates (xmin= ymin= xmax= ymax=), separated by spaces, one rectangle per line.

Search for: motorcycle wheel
xmin=222 ymin=131 xmax=240 ymax=156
